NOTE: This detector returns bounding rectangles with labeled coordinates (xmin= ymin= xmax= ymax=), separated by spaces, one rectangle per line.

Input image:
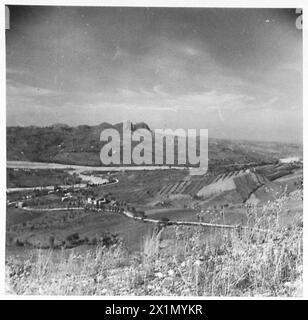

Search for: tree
xmin=49 ymin=236 xmax=55 ymax=249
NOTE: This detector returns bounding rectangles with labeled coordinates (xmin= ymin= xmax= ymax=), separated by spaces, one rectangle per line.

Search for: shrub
xmin=49 ymin=236 xmax=55 ymax=249
xmin=160 ymin=217 xmax=169 ymax=226
xmin=14 ymin=238 xmax=24 ymax=247
xmin=66 ymin=233 xmax=80 ymax=244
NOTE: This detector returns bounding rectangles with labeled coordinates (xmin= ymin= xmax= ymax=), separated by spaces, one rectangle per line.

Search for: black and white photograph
xmin=3 ymin=2 xmax=304 ymax=298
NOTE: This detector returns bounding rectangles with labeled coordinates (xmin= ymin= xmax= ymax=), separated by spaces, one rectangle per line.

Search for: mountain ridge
xmin=7 ymin=122 xmax=302 ymax=167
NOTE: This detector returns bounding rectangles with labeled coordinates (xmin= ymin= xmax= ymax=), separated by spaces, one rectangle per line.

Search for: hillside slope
xmin=197 ymin=172 xmax=268 ymax=202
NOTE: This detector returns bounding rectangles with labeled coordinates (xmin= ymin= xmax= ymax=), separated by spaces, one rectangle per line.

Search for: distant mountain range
xmin=6 ymin=121 xmax=302 ymax=167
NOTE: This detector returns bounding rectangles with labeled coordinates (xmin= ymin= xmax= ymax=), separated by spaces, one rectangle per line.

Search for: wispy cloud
xmin=6 ymin=7 xmax=302 ymax=142
xmin=7 ymin=80 xmax=58 ymax=98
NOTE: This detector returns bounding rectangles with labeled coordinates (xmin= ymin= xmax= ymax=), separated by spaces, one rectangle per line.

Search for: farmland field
xmin=7 ymin=168 xmax=82 ymax=188
xmin=6 ymin=162 xmax=302 ymax=252
xmin=5 ymin=159 xmax=303 ymax=296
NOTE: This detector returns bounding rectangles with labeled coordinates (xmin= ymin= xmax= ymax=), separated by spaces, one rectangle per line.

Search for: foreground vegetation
xmin=6 ymin=190 xmax=302 ymax=296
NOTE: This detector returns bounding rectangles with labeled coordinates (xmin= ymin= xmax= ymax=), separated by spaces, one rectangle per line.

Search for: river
xmin=6 ymin=160 xmax=183 ymax=193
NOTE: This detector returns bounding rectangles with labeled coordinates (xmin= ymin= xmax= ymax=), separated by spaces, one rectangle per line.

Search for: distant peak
xmin=50 ymin=123 xmax=69 ymax=128
xmin=133 ymin=122 xmax=151 ymax=132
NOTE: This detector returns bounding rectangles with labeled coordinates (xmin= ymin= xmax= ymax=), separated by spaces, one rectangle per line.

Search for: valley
xmin=5 ymin=123 xmax=303 ymax=296
xmin=6 ymin=156 xmax=302 ymax=254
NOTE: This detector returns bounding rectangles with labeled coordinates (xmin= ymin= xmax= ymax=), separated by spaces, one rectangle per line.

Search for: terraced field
xmin=157 ymin=170 xmax=244 ymax=197
xmin=157 ymin=162 xmax=301 ymax=200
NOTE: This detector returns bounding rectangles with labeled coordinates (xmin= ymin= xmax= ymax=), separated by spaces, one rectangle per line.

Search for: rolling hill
xmin=7 ymin=122 xmax=302 ymax=167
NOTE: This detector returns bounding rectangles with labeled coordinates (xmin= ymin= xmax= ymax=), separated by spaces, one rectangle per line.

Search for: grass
xmin=5 ymin=190 xmax=303 ymax=296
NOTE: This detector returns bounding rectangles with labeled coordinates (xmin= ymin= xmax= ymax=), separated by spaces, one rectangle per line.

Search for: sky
xmin=6 ymin=6 xmax=303 ymax=143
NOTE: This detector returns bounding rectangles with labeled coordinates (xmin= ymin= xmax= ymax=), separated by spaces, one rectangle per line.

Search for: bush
xmin=98 ymin=232 xmax=119 ymax=247
xmin=160 ymin=217 xmax=169 ymax=226
xmin=66 ymin=233 xmax=80 ymax=245
xmin=49 ymin=236 xmax=55 ymax=249
xmin=14 ymin=238 xmax=24 ymax=247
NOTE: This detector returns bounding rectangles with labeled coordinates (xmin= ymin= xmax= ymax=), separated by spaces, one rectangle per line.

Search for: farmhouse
xmin=15 ymin=201 xmax=25 ymax=208
xmin=87 ymin=196 xmax=110 ymax=206
xmin=87 ymin=197 xmax=96 ymax=205
xmin=96 ymin=197 xmax=109 ymax=206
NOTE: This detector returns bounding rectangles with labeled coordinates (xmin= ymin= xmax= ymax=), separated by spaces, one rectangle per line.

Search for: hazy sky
xmin=6 ymin=6 xmax=302 ymax=143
